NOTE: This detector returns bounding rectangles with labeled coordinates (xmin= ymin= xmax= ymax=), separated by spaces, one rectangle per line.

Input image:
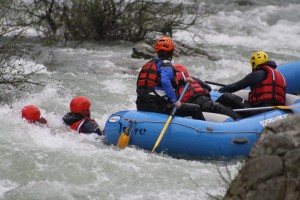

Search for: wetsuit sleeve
xmin=193 ymin=77 xmax=212 ymax=92
xmin=220 ymin=70 xmax=267 ymax=93
xmin=82 ymin=121 xmax=103 ymax=135
xmin=159 ymin=64 xmax=178 ymax=104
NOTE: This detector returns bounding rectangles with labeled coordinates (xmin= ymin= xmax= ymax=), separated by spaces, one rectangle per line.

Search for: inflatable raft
xmin=104 ymin=60 xmax=300 ymax=159
xmin=277 ymin=60 xmax=300 ymax=94
xmin=104 ymin=93 xmax=300 ymax=159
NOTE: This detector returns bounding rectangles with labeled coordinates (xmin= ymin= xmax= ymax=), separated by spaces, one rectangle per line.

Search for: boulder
xmin=223 ymin=114 xmax=300 ymax=200
xmin=132 ymin=42 xmax=155 ymax=60
xmin=131 ymin=40 xmax=218 ymax=61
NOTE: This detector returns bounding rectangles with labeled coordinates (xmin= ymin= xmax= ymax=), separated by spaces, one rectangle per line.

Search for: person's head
xmin=250 ymin=51 xmax=269 ymax=71
xmin=70 ymin=96 xmax=91 ymax=117
xmin=155 ymin=37 xmax=175 ymax=60
xmin=22 ymin=105 xmax=47 ymax=124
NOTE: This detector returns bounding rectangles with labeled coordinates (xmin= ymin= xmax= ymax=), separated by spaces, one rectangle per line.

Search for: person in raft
xmin=135 ymin=36 xmax=205 ymax=120
xmin=218 ymin=51 xmax=287 ymax=116
xmin=63 ymin=96 xmax=103 ymax=135
xmin=174 ymin=64 xmax=241 ymax=120
xmin=22 ymin=105 xmax=48 ymax=125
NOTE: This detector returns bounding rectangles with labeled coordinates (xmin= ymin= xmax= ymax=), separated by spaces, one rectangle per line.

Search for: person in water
xmin=22 ymin=105 xmax=47 ymax=125
xmin=63 ymin=96 xmax=103 ymax=135
xmin=136 ymin=36 xmax=205 ymax=120
xmin=174 ymin=64 xmax=241 ymax=120
xmin=218 ymin=51 xmax=287 ymax=116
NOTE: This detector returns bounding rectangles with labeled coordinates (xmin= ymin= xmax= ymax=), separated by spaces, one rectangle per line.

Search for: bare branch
xmin=12 ymin=0 xmax=210 ymax=44
xmin=0 ymin=0 xmax=46 ymax=91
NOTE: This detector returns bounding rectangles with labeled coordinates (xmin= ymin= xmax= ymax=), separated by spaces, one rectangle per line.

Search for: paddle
xmin=151 ymin=82 xmax=190 ymax=154
xmin=117 ymin=125 xmax=130 ymax=149
xmin=204 ymin=80 xmax=225 ymax=87
xmin=233 ymin=105 xmax=299 ymax=112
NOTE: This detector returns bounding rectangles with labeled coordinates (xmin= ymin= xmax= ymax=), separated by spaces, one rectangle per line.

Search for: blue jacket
xmin=155 ymin=59 xmax=178 ymax=104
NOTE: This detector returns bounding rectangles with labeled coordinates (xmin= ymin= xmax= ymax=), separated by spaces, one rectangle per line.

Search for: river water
xmin=1 ymin=1 xmax=300 ymax=199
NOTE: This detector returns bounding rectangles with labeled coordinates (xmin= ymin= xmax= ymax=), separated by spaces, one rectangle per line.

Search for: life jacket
xmin=136 ymin=58 xmax=176 ymax=95
xmin=136 ymin=58 xmax=161 ymax=94
xmin=70 ymin=118 xmax=99 ymax=133
xmin=176 ymin=71 xmax=209 ymax=103
xmin=249 ymin=65 xmax=286 ymax=105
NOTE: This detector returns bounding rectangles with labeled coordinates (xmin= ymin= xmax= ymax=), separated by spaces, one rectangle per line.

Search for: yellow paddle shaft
xmin=151 ymin=115 xmax=173 ymax=154
xmin=233 ymin=105 xmax=300 ymax=112
xmin=151 ymin=82 xmax=190 ymax=154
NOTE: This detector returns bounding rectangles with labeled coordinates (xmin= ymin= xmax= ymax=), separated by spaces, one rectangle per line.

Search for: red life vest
xmin=70 ymin=118 xmax=99 ymax=133
xmin=176 ymin=71 xmax=209 ymax=103
xmin=249 ymin=65 xmax=286 ymax=105
xmin=136 ymin=59 xmax=161 ymax=94
xmin=136 ymin=59 xmax=176 ymax=94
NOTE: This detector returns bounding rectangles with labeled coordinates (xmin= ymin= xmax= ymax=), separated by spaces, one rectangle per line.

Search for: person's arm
xmin=219 ymin=71 xmax=267 ymax=93
xmin=82 ymin=121 xmax=103 ymax=135
xmin=160 ymin=66 xmax=178 ymax=104
xmin=193 ymin=77 xmax=212 ymax=92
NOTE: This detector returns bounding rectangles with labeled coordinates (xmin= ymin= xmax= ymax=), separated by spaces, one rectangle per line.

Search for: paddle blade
xmin=117 ymin=133 xmax=130 ymax=149
xmin=117 ymin=127 xmax=130 ymax=149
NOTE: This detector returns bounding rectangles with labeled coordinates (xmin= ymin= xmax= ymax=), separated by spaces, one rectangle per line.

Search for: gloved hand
xmin=185 ymin=77 xmax=193 ymax=83
xmin=218 ymin=87 xmax=225 ymax=93
xmin=173 ymin=101 xmax=182 ymax=109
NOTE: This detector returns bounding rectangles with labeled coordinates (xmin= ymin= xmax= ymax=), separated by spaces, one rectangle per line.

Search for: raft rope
xmin=128 ymin=119 xmax=136 ymax=138
xmin=112 ymin=113 xmax=260 ymax=134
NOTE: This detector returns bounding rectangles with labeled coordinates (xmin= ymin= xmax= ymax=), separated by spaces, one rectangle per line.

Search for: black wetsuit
xmin=187 ymin=77 xmax=241 ymax=120
xmin=217 ymin=61 xmax=279 ymax=117
xmin=219 ymin=61 xmax=277 ymax=94
xmin=219 ymin=70 xmax=267 ymax=93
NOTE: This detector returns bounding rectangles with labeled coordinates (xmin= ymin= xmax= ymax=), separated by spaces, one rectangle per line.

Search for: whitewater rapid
xmin=1 ymin=1 xmax=300 ymax=199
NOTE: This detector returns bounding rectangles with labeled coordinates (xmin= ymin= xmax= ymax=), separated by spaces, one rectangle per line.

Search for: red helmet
xmin=70 ymin=96 xmax=91 ymax=116
xmin=22 ymin=105 xmax=41 ymax=122
xmin=154 ymin=37 xmax=175 ymax=52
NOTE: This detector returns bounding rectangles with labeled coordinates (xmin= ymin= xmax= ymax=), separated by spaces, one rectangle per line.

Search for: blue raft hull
xmin=104 ymin=60 xmax=300 ymax=159
xmin=277 ymin=60 xmax=300 ymax=94
xmin=104 ymin=101 xmax=300 ymax=159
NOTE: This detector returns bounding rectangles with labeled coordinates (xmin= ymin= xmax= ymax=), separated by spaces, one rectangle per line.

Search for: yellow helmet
xmin=250 ymin=51 xmax=269 ymax=70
